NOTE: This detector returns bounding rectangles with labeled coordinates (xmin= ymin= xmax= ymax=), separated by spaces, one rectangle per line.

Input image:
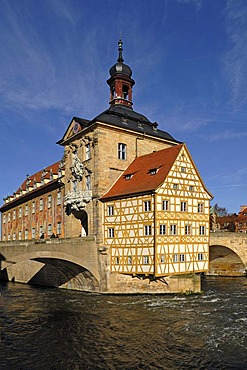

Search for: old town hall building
xmin=0 ymin=40 xmax=212 ymax=292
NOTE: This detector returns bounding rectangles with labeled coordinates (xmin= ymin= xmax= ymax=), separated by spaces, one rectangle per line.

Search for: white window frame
xmin=32 ymin=201 xmax=35 ymax=214
xmin=57 ymin=222 xmax=61 ymax=235
xmin=199 ymin=226 xmax=205 ymax=235
xmin=25 ymin=204 xmax=28 ymax=216
xmin=48 ymin=224 xmax=52 ymax=236
xmin=198 ymin=203 xmax=204 ymax=213
xmin=198 ymin=253 xmax=204 ymax=261
xmin=13 ymin=210 xmax=16 ymax=220
xmin=181 ymin=202 xmax=187 ymax=212
xmin=127 ymin=256 xmax=132 ymax=265
xmin=162 ymin=200 xmax=169 ymax=211
xmin=19 ymin=207 xmax=22 ymax=218
xmin=25 ymin=230 xmax=28 ymax=240
xmin=144 ymin=200 xmax=151 ymax=212
xmin=118 ymin=143 xmax=127 ymax=160
xmin=173 ymin=254 xmax=178 ymax=262
xmin=180 ymin=254 xmax=185 ymax=262
xmin=160 ymin=224 xmax=166 ymax=235
xmin=143 ymin=256 xmax=149 ymax=264
xmin=86 ymin=175 xmax=91 ymax=190
xmin=57 ymin=191 xmax=61 ymax=205
xmin=170 ymin=224 xmax=177 ymax=235
xmin=107 ymin=205 xmax=114 ymax=216
xmin=39 ymin=198 xmax=43 ymax=211
xmin=18 ymin=231 xmax=22 ymax=240
xmin=108 ymin=228 xmax=114 ymax=238
xmin=85 ymin=143 xmax=91 ymax=160
xmin=185 ymin=225 xmax=191 ymax=235
xmin=32 ymin=228 xmax=36 ymax=239
xmin=144 ymin=225 xmax=152 ymax=236
xmin=48 ymin=194 xmax=52 ymax=209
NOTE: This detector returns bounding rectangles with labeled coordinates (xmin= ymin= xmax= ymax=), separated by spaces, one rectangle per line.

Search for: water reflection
xmin=0 ymin=278 xmax=246 ymax=369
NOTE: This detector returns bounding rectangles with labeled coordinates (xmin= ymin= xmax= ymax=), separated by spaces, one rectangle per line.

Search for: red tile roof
xmin=101 ymin=144 xmax=184 ymax=200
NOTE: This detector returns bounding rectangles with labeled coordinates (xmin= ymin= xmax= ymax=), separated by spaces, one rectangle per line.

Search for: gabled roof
xmin=0 ymin=161 xmax=64 ymax=212
xmin=101 ymin=144 xmax=184 ymax=200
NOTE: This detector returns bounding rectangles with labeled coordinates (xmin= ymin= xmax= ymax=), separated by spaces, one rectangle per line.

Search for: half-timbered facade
xmin=101 ymin=144 xmax=212 ymax=277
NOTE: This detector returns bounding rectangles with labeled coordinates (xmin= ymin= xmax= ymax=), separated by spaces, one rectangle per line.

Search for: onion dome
xmin=109 ymin=39 xmax=132 ymax=78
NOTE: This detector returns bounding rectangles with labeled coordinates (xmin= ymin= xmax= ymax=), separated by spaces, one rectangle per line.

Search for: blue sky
xmin=0 ymin=0 xmax=247 ymax=213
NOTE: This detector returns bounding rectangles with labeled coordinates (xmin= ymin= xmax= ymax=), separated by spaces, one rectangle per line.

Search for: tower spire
xmin=117 ymin=38 xmax=124 ymax=63
xmin=107 ymin=39 xmax=135 ymax=108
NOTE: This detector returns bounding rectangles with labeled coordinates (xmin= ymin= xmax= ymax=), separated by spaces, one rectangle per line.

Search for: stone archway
xmin=208 ymin=245 xmax=246 ymax=276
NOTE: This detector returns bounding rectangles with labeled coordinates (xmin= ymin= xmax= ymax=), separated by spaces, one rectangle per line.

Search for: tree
xmin=212 ymin=203 xmax=229 ymax=217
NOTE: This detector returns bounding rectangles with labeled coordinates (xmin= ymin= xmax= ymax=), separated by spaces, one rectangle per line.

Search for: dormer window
xmin=124 ymin=174 xmax=133 ymax=180
xmin=148 ymin=168 xmax=158 ymax=175
xmin=50 ymin=172 xmax=54 ymax=180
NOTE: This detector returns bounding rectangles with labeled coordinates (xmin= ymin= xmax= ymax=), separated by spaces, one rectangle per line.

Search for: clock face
xmin=73 ymin=122 xmax=80 ymax=134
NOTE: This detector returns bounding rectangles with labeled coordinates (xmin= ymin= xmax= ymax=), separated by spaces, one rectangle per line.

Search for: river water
xmin=0 ymin=277 xmax=246 ymax=370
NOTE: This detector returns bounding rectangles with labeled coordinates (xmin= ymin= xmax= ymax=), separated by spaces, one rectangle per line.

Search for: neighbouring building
xmin=0 ymin=40 xmax=212 ymax=292
xmin=216 ymin=205 xmax=247 ymax=233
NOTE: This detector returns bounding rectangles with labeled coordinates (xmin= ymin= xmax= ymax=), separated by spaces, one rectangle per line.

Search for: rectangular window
xmin=160 ymin=224 xmax=166 ymax=235
xmin=32 ymin=228 xmax=36 ymax=239
xmin=181 ymin=202 xmax=187 ymax=212
xmin=173 ymin=184 xmax=179 ymax=190
xmin=85 ymin=143 xmax=91 ymax=160
xmin=8 ymin=213 xmax=10 ymax=222
xmin=144 ymin=225 xmax=152 ymax=236
xmin=185 ymin=225 xmax=191 ymax=235
xmin=143 ymin=256 xmax=149 ymax=264
xmin=116 ymin=256 xmax=120 ymax=264
xmin=13 ymin=210 xmax=16 ymax=220
xmin=57 ymin=222 xmax=61 ymax=235
xmin=189 ymin=185 xmax=194 ymax=191
xmin=170 ymin=224 xmax=177 ymax=235
xmin=107 ymin=205 xmax=114 ymax=216
xmin=18 ymin=231 xmax=22 ymax=240
xmin=39 ymin=198 xmax=43 ymax=211
xmin=48 ymin=194 xmax=52 ymax=208
xmin=25 ymin=230 xmax=28 ymax=240
xmin=144 ymin=200 xmax=151 ymax=212
xmin=173 ymin=254 xmax=178 ymax=262
xmin=162 ymin=200 xmax=169 ymax=211
xmin=39 ymin=225 xmax=43 ymax=237
xmin=181 ymin=167 xmax=186 ymax=173
xmin=57 ymin=191 xmax=61 ymax=205
xmin=118 ymin=143 xmax=127 ymax=160
xmin=19 ymin=207 xmax=22 ymax=218
xmin=48 ymin=224 xmax=52 ymax=236
xmin=198 ymin=253 xmax=204 ymax=261
xmin=13 ymin=233 xmax=16 ymax=241
xmin=198 ymin=203 xmax=204 ymax=213
xmin=32 ymin=201 xmax=35 ymax=214
xmin=3 ymin=214 xmax=5 ymax=224
xmin=127 ymin=256 xmax=132 ymax=265
xmin=25 ymin=204 xmax=28 ymax=216
xmin=199 ymin=226 xmax=205 ymax=235
xmin=108 ymin=228 xmax=114 ymax=238
xmin=86 ymin=175 xmax=91 ymax=190
xmin=160 ymin=255 xmax=165 ymax=263
xmin=180 ymin=254 xmax=185 ymax=262
xmin=8 ymin=234 xmax=10 ymax=241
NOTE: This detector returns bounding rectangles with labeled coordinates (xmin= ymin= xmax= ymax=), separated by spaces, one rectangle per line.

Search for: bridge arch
xmin=3 ymin=250 xmax=100 ymax=291
xmin=208 ymin=244 xmax=246 ymax=276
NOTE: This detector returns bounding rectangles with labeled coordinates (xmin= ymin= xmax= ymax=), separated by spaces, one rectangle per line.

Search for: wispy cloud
xmin=223 ymin=0 xmax=247 ymax=110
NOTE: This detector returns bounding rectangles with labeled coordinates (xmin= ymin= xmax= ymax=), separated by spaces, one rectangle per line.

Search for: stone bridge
xmin=209 ymin=232 xmax=247 ymax=276
xmin=0 ymin=237 xmax=108 ymax=292
xmin=0 ymin=232 xmax=246 ymax=293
